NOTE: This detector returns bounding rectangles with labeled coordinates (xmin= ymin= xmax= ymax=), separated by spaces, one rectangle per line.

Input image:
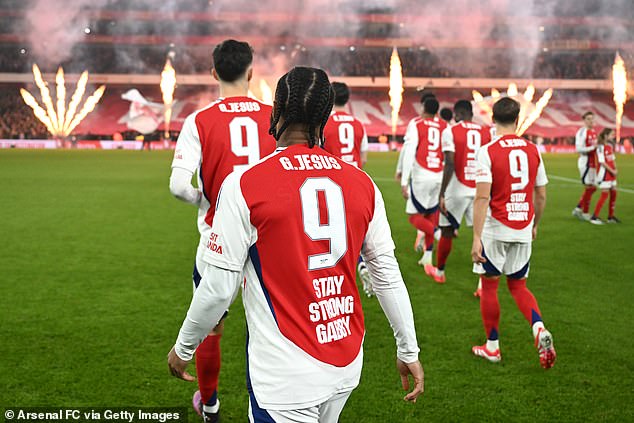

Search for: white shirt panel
xmin=441 ymin=126 xmax=455 ymax=153
xmin=400 ymin=119 xmax=419 ymax=186
xmin=172 ymin=113 xmax=202 ymax=172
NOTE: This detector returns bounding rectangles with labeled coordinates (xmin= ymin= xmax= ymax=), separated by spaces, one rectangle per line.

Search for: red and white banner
xmin=67 ymin=87 xmax=634 ymax=139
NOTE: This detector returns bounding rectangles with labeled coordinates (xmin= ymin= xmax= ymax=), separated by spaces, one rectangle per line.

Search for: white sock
xmin=532 ymin=321 xmax=545 ymax=339
xmin=486 ymin=339 xmax=499 ymax=352
xmin=203 ymin=399 xmax=220 ymax=414
xmin=422 ymin=250 xmax=432 ymax=262
xmin=436 ymin=269 xmax=445 ymax=277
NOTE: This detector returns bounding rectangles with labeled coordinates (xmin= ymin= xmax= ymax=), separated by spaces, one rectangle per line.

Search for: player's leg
xmin=472 ymin=238 xmax=503 ymax=362
xmin=590 ymin=187 xmax=609 ymax=224
xmin=608 ymin=185 xmax=620 ymax=223
xmin=504 ymin=243 xmax=556 ymax=369
xmin=432 ymin=195 xmax=468 ymax=283
xmin=318 ymin=390 xmax=353 ymax=422
xmin=407 ymin=180 xmax=440 ymax=268
xmin=192 ymin=255 xmax=223 ymax=422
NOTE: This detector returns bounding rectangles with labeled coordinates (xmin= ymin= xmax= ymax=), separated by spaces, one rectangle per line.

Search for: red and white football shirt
xmin=475 ymin=134 xmax=548 ymax=242
xmin=202 ymin=144 xmax=399 ymax=408
xmin=441 ymin=120 xmax=491 ymax=197
xmin=323 ymin=111 xmax=368 ymax=168
xmin=597 ymin=142 xmax=617 ymax=182
xmin=171 ymin=96 xmax=276 ymax=245
xmin=575 ymin=127 xmax=598 ymax=170
xmin=400 ymin=117 xmax=447 ymax=186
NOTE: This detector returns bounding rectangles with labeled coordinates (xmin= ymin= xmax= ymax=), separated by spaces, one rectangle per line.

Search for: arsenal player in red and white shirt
xmin=471 ymin=97 xmax=556 ymax=369
xmin=590 ymin=128 xmax=620 ymax=224
xmin=168 ymin=67 xmax=423 ymax=422
xmin=168 ymin=39 xmax=276 ymax=422
xmin=572 ymin=111 xmax=599 ymax=220
xmin=323 ymin=82 xmax=372 ymax=296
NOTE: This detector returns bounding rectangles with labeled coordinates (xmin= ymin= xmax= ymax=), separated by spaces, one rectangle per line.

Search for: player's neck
xmin=218 ymin=80 xmax=249 ymax=98
xmin=277 ymin=124 xmax=313 ymax=148
xmin=422 ymin=113 xmax=435 ymax=119
xmin=495 ymin=124 xmax=517 ymax=136
xmin=333 ymin=105 xmax=347 ymax=112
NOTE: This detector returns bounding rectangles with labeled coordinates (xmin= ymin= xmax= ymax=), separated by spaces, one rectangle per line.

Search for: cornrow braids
xmin=269 ymin=67 xmax=334 ymax=148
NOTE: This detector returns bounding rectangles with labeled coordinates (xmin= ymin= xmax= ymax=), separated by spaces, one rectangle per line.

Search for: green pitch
xmin=1 ymin=150 xmax=633 ymax=422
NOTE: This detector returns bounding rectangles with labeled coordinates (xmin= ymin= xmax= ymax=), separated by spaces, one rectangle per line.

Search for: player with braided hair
xmin=169 ymin=67 xmax=424 ymax=422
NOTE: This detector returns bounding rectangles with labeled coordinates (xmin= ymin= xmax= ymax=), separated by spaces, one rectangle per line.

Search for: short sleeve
xmin=171 ymin=113 xmax=202 ymax=172
xmin=201 ymin=172 xmax=255 ymax=271
xmin=360 ymin=126 xmax=369 ymax=153
xmin=535 ymin=150 xmax=549 ymax=187
xmin=362 ymin=182 xmax=396 ymax=261
xmin=596 ymin=145 xmax=606 ymax=164
xmin=441 ymin=126 xmax=455 ymax=152
xmin=474 ymin=146 xmax=492 ymax=184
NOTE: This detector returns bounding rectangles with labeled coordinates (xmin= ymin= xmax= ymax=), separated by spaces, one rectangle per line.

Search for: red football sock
xmin=436 ymin=236 xmax=453 ymax=271
xmin=423 ymin=213 xmax=436 ymax=250
xmin=409 ymin=214 xmax=435 ymax=237
xmin=195 ymin=333 xmax=222 ymax=405
xmin=480 ymin=276 xmax=500 ymax=340
xmin=609 ymin=189 xmax=617 ymax=218
xmin=507 ymin=278 xmax=542 ymax=326
xmin=593 ymin=191 xmax=609 ymax=217
xmin=582 ymin=186 xmax=597 ymax=213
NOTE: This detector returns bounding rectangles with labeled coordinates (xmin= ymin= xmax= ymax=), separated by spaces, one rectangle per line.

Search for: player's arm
xmin=169 ymin=114 xmax=202 ymax=206
xmin=168 ymin=264 xmax=241 ymax=381
xmin=575 ymin=128 xmax=595 ymax=153
xmin=360 ymin=128 xmax=369 ymax=169
xmin=439 ymin=127 xmax=455 ymax=214
xmin=532 ymin=151 xmax=549 ymax=240
xmin=361 ymin=183 xmax=423 ymax=403
xmin=400 ymin=121 xmax=419 ymax=198
xmin=168 ymin=173 xmax=253 ymax=380
xmin=471 ymin=148 xmax=492 ymax=263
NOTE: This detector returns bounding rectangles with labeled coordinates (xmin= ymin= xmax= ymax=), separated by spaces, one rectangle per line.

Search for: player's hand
xmin=395 ymin=171 xmax=402 ymax=182
xmin=401 ymin=185 xmax=409 ymax=199
xmin=167 ymin=346 xmax=195 ymax=382
xmin=439 ymin=195 xmax=447 ymax=215
xmin=471 ymin=238 xmax=486 ymax=263
xmin=397 ymin=359 xmax=424 ymax=403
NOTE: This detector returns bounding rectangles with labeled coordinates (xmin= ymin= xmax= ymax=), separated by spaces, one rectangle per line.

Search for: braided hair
xmin=269 ymin=67 xmax=334 ymax=148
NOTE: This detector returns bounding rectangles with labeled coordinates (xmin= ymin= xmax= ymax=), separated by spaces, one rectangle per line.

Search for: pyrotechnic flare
xmin=517 ymin=88 xmax=553 ymax=136
xmin=259 ymin=79 xmax=273 ymax=105
xmin=473 ymin=83 xmax=553 ymax=136
xmin=20 ymin=64 xmax=106 ymax=137
xmin=389 ymin=47 xmax=403 ymax=140
xmin=612 ymin=52 xmax=628 ymax=143
xmin=161 ymin=58 xmax=176 ymax=138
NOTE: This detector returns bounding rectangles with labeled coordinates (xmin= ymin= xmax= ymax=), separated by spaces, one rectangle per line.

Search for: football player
xmin=168 ymin=66 xmax=424 ymax=422
xmin=572 ymin=111 xmax=599 ymax=221
xmin=471 ymin=97 xmax=556 ymax=369
xmin=168 ymin=39 xmax=276 ymax=422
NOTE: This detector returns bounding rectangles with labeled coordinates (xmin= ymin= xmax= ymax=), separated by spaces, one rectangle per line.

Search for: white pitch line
xmin=548 ymin=175 xmax=634 ymax=194
xmin=372 ymin=175 xmax=634 ymax=194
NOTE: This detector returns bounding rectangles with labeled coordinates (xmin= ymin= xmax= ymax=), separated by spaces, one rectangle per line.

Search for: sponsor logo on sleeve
xmin=206 ymin=232 xmax=223 ymax=255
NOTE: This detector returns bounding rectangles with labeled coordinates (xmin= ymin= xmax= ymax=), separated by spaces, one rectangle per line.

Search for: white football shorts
xmin=248 ymin=389 xmax=352 ymax=423
xmin=439 ymin=195 xmax=474 ymax=229
xmin=473 ymin=237 xmax=531 ymax=279
xmin=578 ymin=156 xmax=596 ymax=186
xmin=596 ymin=168 xmax=617 ymax=190
xmin=406 ymin=179 xmax=441 ymax=215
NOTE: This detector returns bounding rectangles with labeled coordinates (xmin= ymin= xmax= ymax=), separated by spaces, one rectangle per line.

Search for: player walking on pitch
xmin=590 ymin=128 xmax=620 ymax=224
xmin=400 ymin=97 xmax=447 ymax=275
xmin=572 ymin=111 xmax=598 ymax=221
xmin=471 ymin=97 xmax=556 ymax=369
xmin=323 ymin=82 xmax=373 ymax=296
xmin=431 ymin=100 xmax=491 ymax=285
xmin=168 ymin=39 xmax=276 ymax=422
xmin=168 ymin=67 xmax=424 ymax=422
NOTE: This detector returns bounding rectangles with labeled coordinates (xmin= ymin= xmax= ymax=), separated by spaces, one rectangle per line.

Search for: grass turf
xmin=0 ymin=150 xmax=633 ymax=422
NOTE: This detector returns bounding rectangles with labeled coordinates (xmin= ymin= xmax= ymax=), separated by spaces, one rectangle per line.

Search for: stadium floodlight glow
xmin=160 ymin=58 xmax=176 ymax=138
xmin=20 ymin=64 xmax=106 ymax=137
xmin=389 ymin=47 xmax=403 ymax=140
xmin=472 ymin=83 xmax=553 ymax=136
xmin=612 ymin=52 xmax=628 ymax=143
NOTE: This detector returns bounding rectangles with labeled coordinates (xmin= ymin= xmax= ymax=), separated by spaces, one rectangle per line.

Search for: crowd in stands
xmin=1 ymin=44 xmax=630 ymax=80
xmin=0 ymin=90 xmax=48 ymax=139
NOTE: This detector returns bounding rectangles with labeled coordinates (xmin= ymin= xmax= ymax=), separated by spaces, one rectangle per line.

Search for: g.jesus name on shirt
xmin=279 ymin=154 xmax=343 ymax=171
xmin=308 ymin=274 xmax=355 ymax=345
